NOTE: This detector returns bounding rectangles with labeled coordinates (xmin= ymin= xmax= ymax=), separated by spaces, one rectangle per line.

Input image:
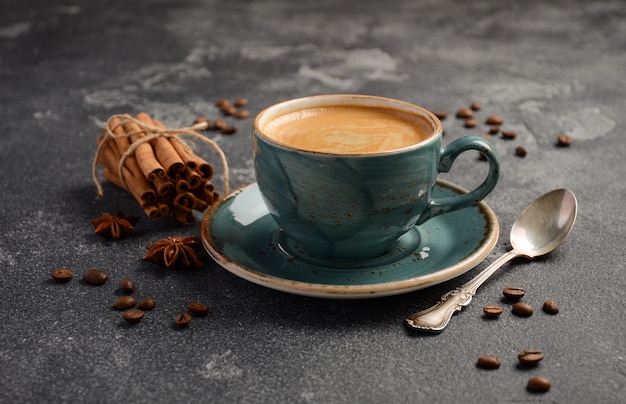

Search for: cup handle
xmin=416 ymin=136 xmax=500 ymax=225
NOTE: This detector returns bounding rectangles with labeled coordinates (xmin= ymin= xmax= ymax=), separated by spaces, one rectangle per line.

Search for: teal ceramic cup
xmin=253 ymin=94 xmax=499 ymax=264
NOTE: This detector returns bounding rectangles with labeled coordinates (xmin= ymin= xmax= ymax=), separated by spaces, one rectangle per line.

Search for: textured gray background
xmin=1 ymin=0 xmax=624 ymax=403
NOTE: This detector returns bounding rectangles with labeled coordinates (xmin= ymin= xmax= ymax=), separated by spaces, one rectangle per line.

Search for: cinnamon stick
xmin=143 ymin=204 xmax=163 ymax=220
xmin=123 ymin=120 xmax=166 ymax=181
xmin=183 ymin=167 xmax=203 ymax=189
xmin=136 ymin=113 xmax=185 ymax=180
xmin=107 ymin=115 xmax=131 ymax=156
xmin=152 ymin=176 xmax=176 ymax=203
xmin=169 ymin=136 xmax=199 ymax=170
xmin=171 ymin=207 xmax=195 ymax=226
xmin=173 ymin=193 xmax=194 ymax=210
xmin=121 ymin=166 xmax=158 ymax=206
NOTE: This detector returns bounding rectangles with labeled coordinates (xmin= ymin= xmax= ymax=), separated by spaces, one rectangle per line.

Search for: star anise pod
xmin=91 ymin=211 xmax=140 ymax=240
xmin=143 ymin=236 xmax=203 ymax=269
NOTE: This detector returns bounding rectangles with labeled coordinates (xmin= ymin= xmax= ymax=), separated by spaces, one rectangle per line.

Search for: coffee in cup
xmin=261 ymin=104 xmax=431 ymax=154
xmin=253 ymin=94 xmax=499 ymax=263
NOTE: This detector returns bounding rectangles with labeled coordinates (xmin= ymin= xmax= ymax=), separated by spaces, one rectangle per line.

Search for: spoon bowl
xmin=511 ymin=188 xmax=578 ymax=258
xmin=405 ymin=188 xmax=578 ymax=332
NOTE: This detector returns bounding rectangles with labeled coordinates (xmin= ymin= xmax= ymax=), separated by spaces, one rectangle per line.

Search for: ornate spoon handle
xmin=405 ymin=251 xmax=519 ymax=332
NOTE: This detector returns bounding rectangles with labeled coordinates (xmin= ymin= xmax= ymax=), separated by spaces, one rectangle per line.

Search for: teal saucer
xmin=200 ymin=181 xmax=499 ymax=299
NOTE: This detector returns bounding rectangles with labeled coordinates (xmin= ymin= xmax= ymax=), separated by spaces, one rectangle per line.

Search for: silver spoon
xmin=405 ymin=188 xmax=578 ymax=333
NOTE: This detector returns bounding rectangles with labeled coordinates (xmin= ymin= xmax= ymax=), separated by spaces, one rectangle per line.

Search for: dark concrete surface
xmin=1 ymin=0 xmax=624 ymax=402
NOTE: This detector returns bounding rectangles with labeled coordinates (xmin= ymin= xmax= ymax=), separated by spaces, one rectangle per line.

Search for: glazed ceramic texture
xmin=253 ymin=95 xmax=499 ymax=263
xmin=200 ymin=182 xmax=499 ymax=298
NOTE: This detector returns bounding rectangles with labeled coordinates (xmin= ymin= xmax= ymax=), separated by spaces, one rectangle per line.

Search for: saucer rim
xmin=200 ymin=180 xmax=499 ymax=299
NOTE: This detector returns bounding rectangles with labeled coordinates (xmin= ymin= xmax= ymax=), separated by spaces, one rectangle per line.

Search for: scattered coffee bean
xmin=221 ymin=104 xmax=237 ymax=116
xmin=483 ymin=305 xmax=504 ymax=318
xmin=470 ymin=101 xmax=481 ymax=111
xmin=456 ymin=108 xmax=474 ymax=119
xmin=515 ymin=146 xmax=527 ymax=157
xmin=512 ymin=302 xmax=534 ymax=317
xmin=543 ymin=299 xmax=560 ymax=314
xmin=556 ymin=133 xmax=573 ymax=147
xmin=488 ymin=126 xmax=500 ymax=134
xmin=233 ymin=98 xmax=248 ymax=107
xmin=51 ymin=268 xmax=73 ymax=282
xmin=193 ymin=116 xmax=209 ymax=125
xmin=527 ymin=376 xmax=551 ymax=392
xmin=518 ymin=349 xmax=544 ymax=365
xmin=82 ymin=268 xmax=109 ymax=286
xmin=480 ymin=133 xmax=492 ymax=140
xmin=187 ymin=302 xmax=210 ymax=316
xmin=213 ymin=119 xmax=227 ymax=130
xmin=221 ymin=126 xmax=238 ymax=135
xmin=119 ymin=279 xmax=136 ymax=293
xmin=464 ymin=118 xmax=478 ymax=128
xmin=113 ymin=296 xmax=137 ymax=310
xmin=477 ymin=355 xmax=501 ymax=369
xmin=503 ymin=286 xmax=525 ymax=300
xmin=216 ymin=99 xmax=230 ymax=108
xmin=234 ymin=109 xmax=250 ymax=119
xmin=175 ymin=312 xmax=192 ymax=327
xmin=434 ymin=111 xmax=448 ymax=120
xmin=501 ymin=130 xmax=518 ymax=139
xmin=123 ymin=309 xmax=144 ymax=325
xmin=138 ymin=297 xmax=157 ymax=311
xmin=485 ymin=115 xmax=504 ymax=125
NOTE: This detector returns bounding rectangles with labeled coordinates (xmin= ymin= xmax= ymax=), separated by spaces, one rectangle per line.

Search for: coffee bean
xmin=501 ymin=130 xmax=518 ymax=139
xmin=456 ymin=108 xmax=474 ymax=119
xmin=518 ymin=349 xmax=544 ymax=365
xmin=470 ymin=101 xmax=481 ymax=111
xmin=187 ymin=302 xmax=210 ymax=316
xmin=221 ymin=105 xmax=237 ymax=116
xmin=216 ymin=99 xmax=230 ymax=108
xmin=503 ymin=286 xmax=525 ymax=300
xmin=221 ymin=126 xmax=238 ymax=135
xmin=464 ymin=118 xmax=478 ymax=128
xmin=233 ymin=98 xmax=248 ymax=107
xmin=175 ymin=312 xmax=192 ymax=327
xmin=480 ymin=133 xmax=492 ymax=140
xmin=515 ymin=146 xmax=527 ymax=157
xmin=527 ymin=376 xmax=551 ymax=392
xmin=51 ymin=268 xmax=73 ymax=282
xmin=519 ymin=349 xmax=544 ymax=363
xmin=138 ymin=297 xmax=157 ymax=311
xmin=123 ymin=309 xmax=144 ymax=325
xmin=512 ymin=302 xmax=534 ymax=317
xmin=193 ymin=116 xmax=209 ymax=125
xmin=543 ymin=299 xmax=560 ymax=314
xmin=485 ymin=115 xmax=504 ymax=125
xmin=556 ymin=133 xmax=573 ymax=147
xmin=483 ymin=305 xmax=504 ymax=318
xmin=477 ymin=355 xmax=501 ymax=369
xmin=434 ymin=111 xmax=448 ymax=120
xmin=113 ymin=296 xmax=137 ymax=310
xmin=488 ymin=126 xmax=500 ymax=134
xmin=119 ymin=279 xmax=136 ymax=293
xmin=82 ymin=269 xmax=109 ymax=286
xmin=213 ymin=119 xmax=227 ymax=130
xmin=234 ymin=109 xmax=250 ymax=119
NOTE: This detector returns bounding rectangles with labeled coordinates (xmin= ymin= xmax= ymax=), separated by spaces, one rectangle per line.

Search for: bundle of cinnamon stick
xmin=93 ymin=113 xmax=229 ymax=225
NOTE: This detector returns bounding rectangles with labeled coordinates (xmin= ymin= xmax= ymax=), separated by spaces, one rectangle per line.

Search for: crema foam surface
xmin=262 ymin=106 xmax=431 ymax=154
